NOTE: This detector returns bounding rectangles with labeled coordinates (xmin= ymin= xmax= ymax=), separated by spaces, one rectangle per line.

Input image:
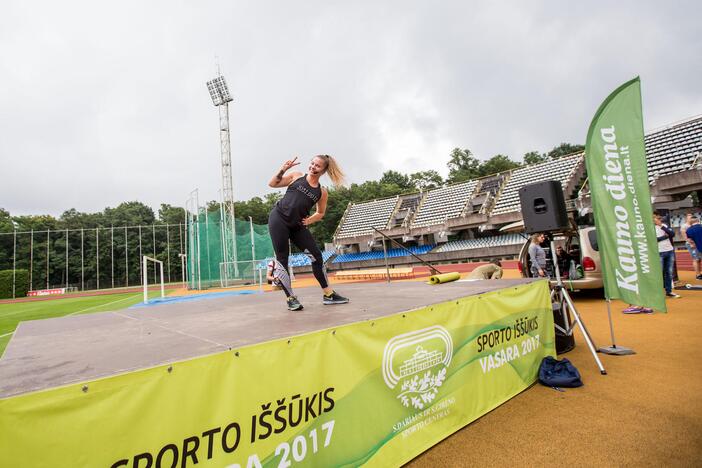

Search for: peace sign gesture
xmin=281 ymin=156 xmax=300 ymax=172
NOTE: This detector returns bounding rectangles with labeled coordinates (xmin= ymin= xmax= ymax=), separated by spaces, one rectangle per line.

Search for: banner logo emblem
xmin=382 ymin=326 xmax=452 ymax=410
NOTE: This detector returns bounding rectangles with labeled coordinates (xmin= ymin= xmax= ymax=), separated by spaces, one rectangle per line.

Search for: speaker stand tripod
xmin=548 ymin=239 xmax=607 ymax=375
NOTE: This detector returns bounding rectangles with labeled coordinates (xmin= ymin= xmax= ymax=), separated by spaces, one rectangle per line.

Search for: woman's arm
xmin=302 ymin=188 xmax=328 ymax=226
xmin=269 ymin=157 xmax=302 ymax=188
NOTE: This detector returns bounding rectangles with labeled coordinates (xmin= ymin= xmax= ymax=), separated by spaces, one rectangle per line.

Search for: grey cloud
xmin=1 ymin=0 xmax=700 ymax=216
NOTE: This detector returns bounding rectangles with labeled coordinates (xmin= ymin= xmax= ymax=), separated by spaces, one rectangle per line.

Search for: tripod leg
xmin=561 ymin=288 xmax=607 ymax=375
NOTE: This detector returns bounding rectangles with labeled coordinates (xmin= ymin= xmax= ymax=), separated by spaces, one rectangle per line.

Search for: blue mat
xmin=130 ymin=289 xmax=261 ymax=308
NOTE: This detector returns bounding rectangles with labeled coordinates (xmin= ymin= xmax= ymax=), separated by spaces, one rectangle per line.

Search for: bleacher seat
xmin=335 ymin=197 xmax=398 ymax=238
xmin=645 ymin=116 xmax=702 ymax=183
xmin=287 ymin=250 xmax=336 ymax=267
xmin=411 ymin=180 xmax=477 ymax=228
xmin=491 ymin=154 xmax=582 ymax=215
xmin=332 ymin=245 xmax=435 ymax=264
xmin=432 ymin=234 xmax=524 ymax=253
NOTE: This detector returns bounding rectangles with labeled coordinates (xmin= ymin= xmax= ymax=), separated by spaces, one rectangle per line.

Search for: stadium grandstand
xmin=334 ymin=196 xmax=399 ymax=239
xmin=645 ymin=115 xmax=702 ymax=202
xmin=321 ymin=114 xmax=702 ymax=272
xmin=410 ymin=179 xmax=478 ymax=228
xmin=489 ymin=153 xmax=585 ymax=222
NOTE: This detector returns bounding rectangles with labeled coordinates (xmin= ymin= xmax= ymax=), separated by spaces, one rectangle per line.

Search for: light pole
xmin=206 ymin=74 xmax=238 ymax=278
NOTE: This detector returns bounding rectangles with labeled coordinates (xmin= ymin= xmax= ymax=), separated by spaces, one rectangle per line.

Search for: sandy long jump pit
xmin=0 ymin=279 xmax=554 ymax=467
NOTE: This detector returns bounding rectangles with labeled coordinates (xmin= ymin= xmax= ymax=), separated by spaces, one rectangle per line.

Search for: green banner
xmin=0 ymin=281 xmax=555 ymax=467
xmin=585 ymin=77 xmax=665 ymax=312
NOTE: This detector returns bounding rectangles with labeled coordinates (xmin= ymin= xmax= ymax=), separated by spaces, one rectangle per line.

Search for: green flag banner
xmin=585 ymin=77 xmax=666 ymax=312
xmin=0 ymin=281 xmax=555 ymax=467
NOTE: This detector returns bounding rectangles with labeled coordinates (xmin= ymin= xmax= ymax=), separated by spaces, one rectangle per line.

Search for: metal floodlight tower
xmin=206 ymin=74 xmax=238 ymax=275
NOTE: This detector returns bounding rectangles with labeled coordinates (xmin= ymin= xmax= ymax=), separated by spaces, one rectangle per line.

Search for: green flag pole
xmin=585 ymin=77 xmax=664 ymax=355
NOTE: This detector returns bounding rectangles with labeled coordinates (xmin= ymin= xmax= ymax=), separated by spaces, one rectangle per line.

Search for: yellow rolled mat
xmin=427 ymin=272 xmax=461 ymax=284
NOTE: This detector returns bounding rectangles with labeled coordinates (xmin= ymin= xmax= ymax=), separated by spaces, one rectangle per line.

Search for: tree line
xmin=0 ymin=143 xmax=583 ymax=287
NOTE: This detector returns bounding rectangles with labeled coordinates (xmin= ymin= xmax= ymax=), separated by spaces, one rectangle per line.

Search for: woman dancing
xmin=268 ymin=154 xmax=349 ymax=311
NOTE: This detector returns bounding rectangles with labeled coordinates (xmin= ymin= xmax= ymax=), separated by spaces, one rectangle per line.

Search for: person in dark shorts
xmin=268 ymin=154 xmax=349 ymax=310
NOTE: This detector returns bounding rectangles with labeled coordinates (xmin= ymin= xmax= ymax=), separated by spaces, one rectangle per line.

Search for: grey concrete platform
xmin=0 ymin=279 xmax=534 ymax=398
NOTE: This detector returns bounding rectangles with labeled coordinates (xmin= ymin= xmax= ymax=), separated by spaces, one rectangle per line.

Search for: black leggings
xmin=268 ymin=209 xmax=329 ymax=289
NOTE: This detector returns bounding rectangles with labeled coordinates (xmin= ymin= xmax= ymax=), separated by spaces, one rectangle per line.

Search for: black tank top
xmin=275 ymin=175 xmax=322 ymax=223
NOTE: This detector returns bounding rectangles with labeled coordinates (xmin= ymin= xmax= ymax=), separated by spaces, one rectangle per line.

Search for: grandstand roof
xmin=645 ymin=115 xmax=702 ymax=183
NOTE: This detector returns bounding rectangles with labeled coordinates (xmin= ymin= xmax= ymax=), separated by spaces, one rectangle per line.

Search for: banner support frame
xmin=597 ymin=298 xmax=636 ymax=355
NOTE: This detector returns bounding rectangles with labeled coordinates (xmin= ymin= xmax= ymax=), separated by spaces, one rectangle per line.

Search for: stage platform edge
xmin=0 ymin=279 xmax=556 ymax=468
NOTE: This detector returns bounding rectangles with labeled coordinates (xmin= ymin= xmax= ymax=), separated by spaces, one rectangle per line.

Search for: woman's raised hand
xmin=281 ymin=157 xmax=300 ymax=172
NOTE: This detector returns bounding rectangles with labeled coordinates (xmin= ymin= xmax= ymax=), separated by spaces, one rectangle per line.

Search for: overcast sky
xmin=1 ymin=1 xmax=700 ymax=217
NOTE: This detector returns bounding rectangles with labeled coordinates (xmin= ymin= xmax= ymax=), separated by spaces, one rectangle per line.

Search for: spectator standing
xmin=681 ymin=213 xmax=702 ymax=280
xmin=683 ymin=215 xmax=702 ymax=280
xmin=528 ymin=233 xmax=547 ymax=278
xmin=654 ymin=214 xmax=679 ymax=298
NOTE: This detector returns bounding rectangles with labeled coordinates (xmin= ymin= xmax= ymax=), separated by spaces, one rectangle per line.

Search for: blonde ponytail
xmin=319 ymin=154 xmax=346 ymax=188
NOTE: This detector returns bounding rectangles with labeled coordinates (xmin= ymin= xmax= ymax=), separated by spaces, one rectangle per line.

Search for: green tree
xmin=447 ymin=148 xmax=480 ymax=183
xmin=0 ymin=208 xmax=14 ymax=232
xmin=103 ymin=202 xmax=155 ymax=227
xmin=523 ymin=151 xmax=547 ymax=165
xmin=158 ymin=204 xmax=186 ymax=225
xmin=479 ymin=154 xmax=521 ymax=177
xmin=0 ymin=209 xmax=14 ymax=270
xmin=379 ymin=170 xmax=412 ymax=191
xmin=547 ymin=143 xmax=585 ymax=159
xmin=234 ymin=197 xmax=273 ymax=225
xmin=409 ymin=170 xmax=443 ymax=191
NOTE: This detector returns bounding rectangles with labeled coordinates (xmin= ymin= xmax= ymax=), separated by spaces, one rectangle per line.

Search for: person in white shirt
xmin=654 ymin=214 xmax=678 ymax=298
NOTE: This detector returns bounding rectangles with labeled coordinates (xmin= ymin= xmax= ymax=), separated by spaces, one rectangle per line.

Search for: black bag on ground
xmin=538 ymin=356 xmax=583 ymax=388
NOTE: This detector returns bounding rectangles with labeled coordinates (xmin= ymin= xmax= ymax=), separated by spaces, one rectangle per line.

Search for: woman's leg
xmin=271 ymin=259 xmax=294 ymax=298
xmin=268 ymin=211 xmax=304 ymax=310
xmin=290 ymin=226 xmax=329 ymax=290
xmin=268 ymin=210 xmax=292 ymax=278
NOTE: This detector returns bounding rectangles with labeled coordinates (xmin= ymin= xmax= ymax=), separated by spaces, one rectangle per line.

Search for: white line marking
xmin=66 ymin=294 xmax=141 ymax=316
xmin=0 ymin=294 xmax=143 ymax=345
xmin=113 ymin=311 xmax=228 ymax=347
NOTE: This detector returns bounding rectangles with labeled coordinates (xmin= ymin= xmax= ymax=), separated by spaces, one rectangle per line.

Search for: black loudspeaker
xmin=518 ymin=180 xmax=569 ymax=234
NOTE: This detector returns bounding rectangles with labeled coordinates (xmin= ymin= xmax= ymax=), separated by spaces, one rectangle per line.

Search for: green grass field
xmin=0 ymin=291 xmax=170 ymax=358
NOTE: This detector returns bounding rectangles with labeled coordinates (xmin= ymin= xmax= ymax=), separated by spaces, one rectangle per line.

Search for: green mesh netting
xmin=187 ymin=208 xmax=274 ymax=289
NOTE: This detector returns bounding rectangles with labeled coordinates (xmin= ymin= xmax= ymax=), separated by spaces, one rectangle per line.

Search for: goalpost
xmin=219 ymin=260 xmax=265 ymax=289
xmin=143 ymin=256 xmax=165 ymax=304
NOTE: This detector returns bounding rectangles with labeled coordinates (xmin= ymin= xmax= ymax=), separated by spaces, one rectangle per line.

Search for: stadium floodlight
xmin=204 ymin=72 xmax=238 ymax=285
xmin=206 ymin=76 xmax=233 ymax=106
